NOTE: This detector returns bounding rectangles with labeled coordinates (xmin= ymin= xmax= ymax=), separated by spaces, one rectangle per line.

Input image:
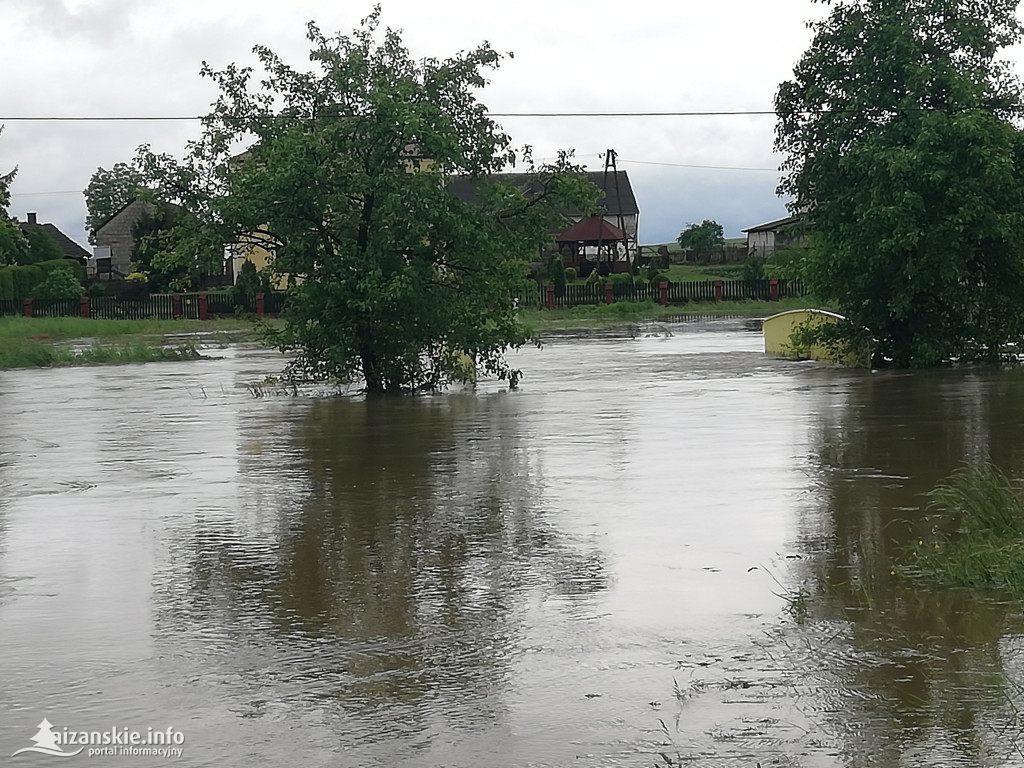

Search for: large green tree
xmin=776 ymin=0 xmax=1024 ymax=367
xmin=138 ymin=10 xmax=597 ymax=392
xmin=676 ymin=219 xmax=724 ymax=257
xmin=0 ymin=127 xmax=29 ymax=267
xmin=84 ymin=162 xmax=146 ymax=239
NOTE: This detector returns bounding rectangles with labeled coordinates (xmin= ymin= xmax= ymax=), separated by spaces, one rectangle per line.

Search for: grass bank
xmin=0 ymin=339 xmax=203 ymax=369
xmin=521 ymin=297 xmax=813 ymax=331
xmin=0 ymin=316 xmax=258 ymax=341
xmin=0 ymin=316 xmax=259 ymax=370
xmin=911 ymin=465 xmax=1024 ymax=598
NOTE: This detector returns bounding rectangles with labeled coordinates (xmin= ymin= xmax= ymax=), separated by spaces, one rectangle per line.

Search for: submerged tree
xmin=138 ymin=9 xmax=597 ymax=392
xmin=775 ymin=0 xmax=1024 ymax=367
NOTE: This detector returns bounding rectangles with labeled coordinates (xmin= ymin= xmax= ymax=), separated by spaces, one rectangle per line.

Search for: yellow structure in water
xmin=762 ymin=309 xmax=870 ymax=366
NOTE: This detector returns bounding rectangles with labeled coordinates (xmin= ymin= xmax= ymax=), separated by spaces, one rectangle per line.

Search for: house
xmin=18 ymin=212 xmax=91 ymax=266
xmin=742 ymin=214 xmax=803 ymax=257
xmin=91 ymin=199 xmax=157 ymax=280
xmin=448 ymin=170 xmax=640 ymax=274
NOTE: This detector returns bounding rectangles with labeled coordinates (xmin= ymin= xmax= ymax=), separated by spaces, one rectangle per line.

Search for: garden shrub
xmin=0 ymin=267 xmax=14 ymax=300
xmin=33 ymin=264 xmax=84 ymax=299
xmin=563 ymin=266 xmax=577 ymax=283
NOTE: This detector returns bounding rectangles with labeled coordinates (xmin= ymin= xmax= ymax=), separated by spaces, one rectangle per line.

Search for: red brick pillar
xmin=769 ymin=278 xmax=779 ymax=302
xmin=23 ymin=298 xmax=32 ymax=318
xmin=255 ymin=292 xmax=265 ymax=316
xmin=172 ymin=294 xmax=182 ymax=319
xmin=659 ymin=280 xmax=668 ymax=307
xmin=198 ymin=293 xmax=208 ymax=321
xmin=605 ymin=283 xmax=613 ymax=305
xmin=79 ymin=296 xmax=90 ymax=318
xmin=713 ymin=280 xmax=723 ymax=303
xmin=545 ymin=285 xmax=554 ymax=310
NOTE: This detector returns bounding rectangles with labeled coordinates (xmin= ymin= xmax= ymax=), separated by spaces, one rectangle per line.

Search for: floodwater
xmin=2 ymin=320 xmax=1024 ymax=767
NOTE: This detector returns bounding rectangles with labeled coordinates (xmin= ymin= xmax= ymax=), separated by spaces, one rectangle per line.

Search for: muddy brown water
xmin=2 ymin=319 xmax=1024 ymax=767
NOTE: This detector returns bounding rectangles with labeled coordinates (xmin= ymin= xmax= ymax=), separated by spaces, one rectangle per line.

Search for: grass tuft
xmin=913 ymin=464 xmax=1024 ymax=597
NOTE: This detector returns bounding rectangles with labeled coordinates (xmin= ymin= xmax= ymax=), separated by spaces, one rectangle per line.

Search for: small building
xmin=18 ymin=212 xmax=91 ymax=266
xmin=448 ymin=169 xmax=640 ymax=260
xmin=742 ymin=214 xmax=802 ymax=257
xmin=556 ymin=216 xmax=630 ymax=276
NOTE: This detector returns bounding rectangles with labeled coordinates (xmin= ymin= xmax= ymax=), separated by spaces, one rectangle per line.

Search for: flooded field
xmin=2 ymin=319 xmax=1024 ymax=766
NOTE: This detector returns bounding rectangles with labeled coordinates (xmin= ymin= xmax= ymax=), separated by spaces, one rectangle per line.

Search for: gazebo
xmin=555 ymin=216 xmax=629 ymax=277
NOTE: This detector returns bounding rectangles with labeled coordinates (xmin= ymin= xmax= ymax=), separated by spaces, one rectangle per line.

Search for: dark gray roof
xmin=19 ymin=221 xmax=91 ymax=262
xmin=448 ymin=170 xmax=639 ymax=217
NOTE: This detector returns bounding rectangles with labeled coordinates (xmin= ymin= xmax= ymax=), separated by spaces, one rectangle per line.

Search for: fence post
xmin=79 ymin=296 xmax=90 ymax=318
xmin=22 ymin=298 xmax=32 ymax=318
xmin=604 ymin=283 xmax=613 ymax=305
xmin=769 ymin=278 xmax=779 ymax=301
xmin=255 ymin=292 xmax=265 ymax=316
xmin=545 ymin=284 xmax=554 ymax=310
xmin=198 ymin=292 xmax=208 ymax=321
xmin=713 ymin=280 xmax=723 ymax=303
xmin=659 ymin=281 xmax=668 ymax=307
xmin=172 ymin=294 xmax=182 ymax=319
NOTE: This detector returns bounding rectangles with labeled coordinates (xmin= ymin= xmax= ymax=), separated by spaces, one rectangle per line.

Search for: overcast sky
xmin=1 ymin=0 xmax=1003 ymax=250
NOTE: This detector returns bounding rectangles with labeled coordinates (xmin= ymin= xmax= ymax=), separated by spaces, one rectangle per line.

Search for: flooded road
xmin=2 ymin=319 xmax=1024 ymax=766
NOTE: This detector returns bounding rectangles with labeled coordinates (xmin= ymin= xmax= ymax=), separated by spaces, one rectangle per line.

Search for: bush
xmin=119 ymin=272 xmax=150 ymax=301
xmin=9 ymin=265 xmax=44 ymax=299
xmin=742 ymin=257 xmax=766 ymax=281
xmin=233 ymin=259 xmax=273 ymax=296
xmin=563 ymin=266 xmax=577 ymax=283
xmin=33 ymin=264 xmax=84 ymax=299
xmin=36 ymin=258 xmax=86 ymax=283
xmin=0 ymin=267 xmax=14 ymax=300
xmin=607 ymin=272 xmax=633 ymax=286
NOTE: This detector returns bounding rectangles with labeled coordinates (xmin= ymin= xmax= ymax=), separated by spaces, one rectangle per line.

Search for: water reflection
xmin=796 ymin=367 xmax=1024 ymax=766
xmin=153 ymin=392 xmax=608 ymax=762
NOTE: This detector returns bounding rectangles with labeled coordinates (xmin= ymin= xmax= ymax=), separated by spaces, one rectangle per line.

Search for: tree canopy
xmin=84 ymin=162 xmax=146 ymax=239
xmin=137 ymin=9 xmax=597 ymax=392
xmin=0 ymin=127 xmax=29 ymax=267
xmin=776 ymin=0 xmax=1024 ymax=367
xmin=677 ymin=219 xmax=724 ymax=254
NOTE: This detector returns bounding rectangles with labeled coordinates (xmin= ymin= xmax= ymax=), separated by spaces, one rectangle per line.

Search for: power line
xmin=0 ymin=110 xmax=777 ymax=122
xmin=618 ymin=158 xmax=778 ymax=172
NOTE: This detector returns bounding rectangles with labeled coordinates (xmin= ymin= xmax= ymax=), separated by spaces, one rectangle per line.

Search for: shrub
xmin=233 ymin=259 xmax=273 ymax=296
xmin=119 ymin=272 xmax=150 ymax=301
xmin=742 ymin=257 xmax=766 ymax=281
xmin=0 ymin=267 xmax=14 ymax=300
xmin=607 ymin=272 xmax=633 ymax=286
xmin=37 ymin=258 xmax=86 ymax=283
xmin=33 ymin=264 xmax=84 ymax=299
xmin=563 ymin=266 xmax=577 ymax=283
xmin=10 ymin=265 xmax=44 ymax=299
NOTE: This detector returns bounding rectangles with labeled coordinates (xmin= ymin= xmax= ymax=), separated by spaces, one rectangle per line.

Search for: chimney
xmin=27 ymin=212 xmax=37 ymax=225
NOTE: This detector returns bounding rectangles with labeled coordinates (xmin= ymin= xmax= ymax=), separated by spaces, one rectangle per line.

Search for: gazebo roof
xmin=556 ymin=216 xmax=626 ymax=244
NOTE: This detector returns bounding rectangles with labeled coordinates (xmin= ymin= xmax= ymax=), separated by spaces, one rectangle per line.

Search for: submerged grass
xmin=912 ymin=464 xmax=1024 ymax=598
xmin=0 ymin=339 xmax=203 ymax=369
xmin=521 ymin=297 xmax=813 ymax=331
xmin=0 ymin=316 xmax=258 ymax=341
